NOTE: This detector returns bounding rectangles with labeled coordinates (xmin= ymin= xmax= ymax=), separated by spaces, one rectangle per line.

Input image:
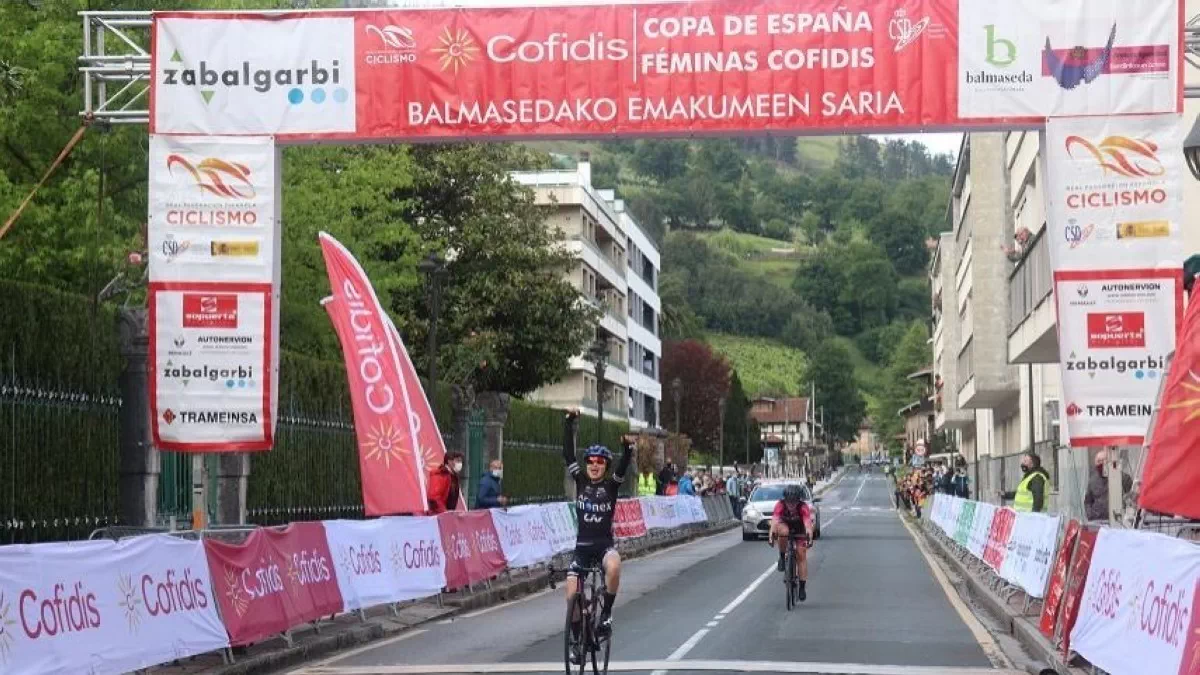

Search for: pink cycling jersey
xmin=773 ymin=500 xmax=813 ymax=530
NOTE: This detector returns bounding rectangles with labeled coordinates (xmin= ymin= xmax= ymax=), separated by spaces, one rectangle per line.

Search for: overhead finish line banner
xmin=149 ymin=0 xmax=1181 ymax=140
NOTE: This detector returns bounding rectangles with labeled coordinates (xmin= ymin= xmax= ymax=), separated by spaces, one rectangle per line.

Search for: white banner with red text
xmin=323 ymin=517 xmax=446 ymax=612
xmin=998 ymin=511 xmax=1060 ymax=598
xmin=1053 ymin=269 xmax=1182 ymax=446
xmin=0 ymin=535 xmax=229 ymax=675
xmin=492 ymin=506 xmax=557 ymax=568
xmin=1044 ymin=114 xmax=1185 ymax=272
xmin=150 ymin=282 xmax=275 ymax=451
xmin=958 ymin=1 xmax=1179 ymax=120
xmin=148 ymin=2 xmax=1180 ymax=142
xmin=1070 ymin=528 xmax=1200 ymax=675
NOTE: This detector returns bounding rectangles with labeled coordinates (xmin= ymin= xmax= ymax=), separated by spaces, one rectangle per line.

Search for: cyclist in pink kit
xmin=768 ymin=484 xmax=814 ymax=601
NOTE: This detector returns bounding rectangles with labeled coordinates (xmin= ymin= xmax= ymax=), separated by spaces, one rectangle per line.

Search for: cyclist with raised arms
xmin=768 ymin=484 xmax=814 ymax=601
xmin=562 ymin=409 xmax=634 ymax=659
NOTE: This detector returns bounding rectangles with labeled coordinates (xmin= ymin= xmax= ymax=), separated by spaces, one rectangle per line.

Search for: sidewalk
xmin=147 ymin=519 xmax=738 ymax=675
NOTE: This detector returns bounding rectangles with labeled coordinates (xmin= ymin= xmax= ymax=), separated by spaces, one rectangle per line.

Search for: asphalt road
xmin=289 ymin=472 xmax=1022 ymax=675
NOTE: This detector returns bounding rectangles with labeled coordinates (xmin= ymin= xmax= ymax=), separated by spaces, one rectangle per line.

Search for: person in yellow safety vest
xmin=637 ymin=465 xmax=657 ymax=497
xmin=998 ymin=452 xmax=1051 ymax=512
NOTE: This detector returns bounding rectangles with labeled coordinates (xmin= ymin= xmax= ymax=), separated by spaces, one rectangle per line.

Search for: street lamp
xmin=586 ymin=336 xmax=610 ymax=443
xmin=671 ymin=377 xmax=682 ymax=434
xmin=417 ymin=252 xmax=447 ymax=397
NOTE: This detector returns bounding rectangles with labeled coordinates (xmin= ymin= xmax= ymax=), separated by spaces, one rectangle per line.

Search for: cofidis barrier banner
xmin=323 ymin=517 xmax=446 ymax=611
xmin=0 ymin=535 xmax=229 ymax=674
xmin=1070 ymin=528 xmax=1200 ymax=675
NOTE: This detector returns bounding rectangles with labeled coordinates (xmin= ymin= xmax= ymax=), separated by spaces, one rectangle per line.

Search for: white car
xmin=740 ymin=481 xmax=822 ymax=541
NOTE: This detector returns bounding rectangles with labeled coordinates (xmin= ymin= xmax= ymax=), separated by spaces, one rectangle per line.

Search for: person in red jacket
xmin=427 ymin=452 xmax=465 ymax=514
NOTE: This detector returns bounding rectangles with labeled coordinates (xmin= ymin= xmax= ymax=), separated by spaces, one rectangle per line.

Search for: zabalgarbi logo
xmin=160 ymin=49 xmax=349 ymax=107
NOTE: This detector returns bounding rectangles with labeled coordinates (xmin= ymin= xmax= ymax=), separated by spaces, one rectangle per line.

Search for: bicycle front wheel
xmin=589 ymin=588 xmax=611 ymax=675
xmin=564 ymin=593 xmax=587 ymax=675
xmin=785 ymin=551 xmax=795 ymax=611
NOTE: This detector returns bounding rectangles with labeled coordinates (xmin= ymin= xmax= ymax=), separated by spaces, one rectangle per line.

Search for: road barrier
xmin=0 ymin=494 xmax=735 ymax=674
xmin=926 ymin=494 xmax=1200 ymax=675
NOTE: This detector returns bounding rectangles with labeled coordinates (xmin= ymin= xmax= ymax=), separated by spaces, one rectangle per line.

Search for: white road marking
xmin=718 ymin=564 xmax=776 ymax=615
xmin=291 ymin=660 xmax=1024 ymax=674
xmin=705 ymin=620 xmax=719 ymax=627
xmin=291 ymin=629 xmax=427 ymax=670
xmin=898 ymin=515 xmax=1014 ymax=670
xmin=665 ymin=628 xmax=709 ymax=660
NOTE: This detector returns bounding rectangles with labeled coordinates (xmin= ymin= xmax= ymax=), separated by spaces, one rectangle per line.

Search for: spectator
xmin=427 ymin=451 xmax=464 ymax=514
xmin=657 ymin=462 xmax=676 ymax=496
xmin=637 ymin=463 xmax=657 ymax=497
xmin=951 ymin=464 xmax=971 ymax=499
xmin=1000 ymin=452 xmax=1051 ymax=513
xmin=1084 ymin=450 xmax=1133 ymax=522
xmin=475 ymin=459 xmax=509 ymax=509
xmin=727 ymin=468 xmax=744 ymax=515
xmin=678 ymin=470 xmax=695 ymax=495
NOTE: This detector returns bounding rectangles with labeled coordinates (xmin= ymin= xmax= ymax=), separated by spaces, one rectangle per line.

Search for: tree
xmin=868 ymin=207 xmax=929 ymax=275
xmin=393 ymin=143 xmax=597 ymax=396
xmin=723 ymin=371 xmax=759 ymax=465
xmin=781 ymin=304 xmax=835 ymax=354
xmin=875 ymin=321 xmax=932 ymax=450
xmin=804 ymin=340 xmax=866 ymax=443
xmin=661 ymin=339 xmax=732 ymax=453
xmin=631 ymin=140 xmax=690 ymax=183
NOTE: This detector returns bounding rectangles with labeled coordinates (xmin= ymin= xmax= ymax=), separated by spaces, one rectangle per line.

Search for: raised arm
xmin=613 ymin=435 xmax=634 ymax=483
xmin=563 ymin=410 xmax=580 ymax=478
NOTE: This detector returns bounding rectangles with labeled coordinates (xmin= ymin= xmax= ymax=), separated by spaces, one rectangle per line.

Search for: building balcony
xmin=570 ymin=235 xmax=626 ymax=291
xmin=1007 ymin=227 xmax=1058 ymax=364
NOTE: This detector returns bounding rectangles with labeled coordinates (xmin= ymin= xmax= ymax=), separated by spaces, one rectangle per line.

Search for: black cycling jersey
xmin=562 ymin=415 xmax=632 ymax=551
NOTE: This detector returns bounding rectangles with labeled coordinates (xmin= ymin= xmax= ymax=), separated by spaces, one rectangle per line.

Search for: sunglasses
xmin=586 ymin=458 xmax=608 ymax=466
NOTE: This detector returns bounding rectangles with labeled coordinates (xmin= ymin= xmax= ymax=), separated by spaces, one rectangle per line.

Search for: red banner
xmin=438 ymin=511 xmax=507 ymax=590
xmin=1057 ymin=528 xmax=1098 ymax=659
xmin=1140 ymin=285 xmax=1200 ymax=520
xmin=982 ymin=507 xmax=1015 ymax=570
xmin=614 ymin=499 xmax=648 ymax=540
xmin=386 ymin=318 xmax=453 ymax=509
xmin=1039 ymin=519 xmax=1080 ymax=638
xmin=203 ymin=523 xmax=344 ymax=645
xmin=320 ymin=233 xmax=428 ymax=516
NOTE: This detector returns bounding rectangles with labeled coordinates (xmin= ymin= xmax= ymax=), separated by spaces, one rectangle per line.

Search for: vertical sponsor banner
xmin=0 ymin=535 xmax=229 ymax=675
xmin=437 ymin=511 xmax=506 ymax=590
xmin=492 ymin=506 xmax=556 ymax=568
xmin=323 ymin=517 xmax=446 ymax=611
xmin=148 ymin=135 xmax=278 ymax=284
xmin=1070 ymin=529 xmax=1200 ymax=675
xmin=1041 ymin=519 xmax=1081 ymax=638
xmin=1058 ymin=528 xmax=1098 ymax=659
xmin=954 ymin=499 xmax=976 ymax=546
xmin=958 ymin=0 xmax=1180 ymax=119
xmin=320 ymin=232 xmax=428 ymax=516
xmin=150 ymin=283 xmax=274 ymax=451
xmin=1054 ymin=269 xmax=1181 ymax=446
xmin=1044 ymin=115 xmax=1185 ymax=271
xmin=999 ymin=512 xmax=1060 ymax=598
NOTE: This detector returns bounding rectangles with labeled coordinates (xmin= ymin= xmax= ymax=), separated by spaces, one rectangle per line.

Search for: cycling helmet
xmin=783 ymin=484 xmax=804 ymax=503
xmin=584 ymin=445 xmax=613 ymax=462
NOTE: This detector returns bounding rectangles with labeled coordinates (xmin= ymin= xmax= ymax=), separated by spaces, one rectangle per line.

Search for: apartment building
xmin=511 ymin=158 xmax=662 ymax=430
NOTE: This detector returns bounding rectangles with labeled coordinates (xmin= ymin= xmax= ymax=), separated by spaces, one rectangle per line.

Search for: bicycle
xmin=549 ymin=563 xmax=612 ymax=675
xmin=774 ymin=531 xmax=811 ymax=611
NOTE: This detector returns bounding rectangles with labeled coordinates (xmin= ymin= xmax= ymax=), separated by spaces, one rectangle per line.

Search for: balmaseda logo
xmin=160 ymin=52 xmax=342 ymax=95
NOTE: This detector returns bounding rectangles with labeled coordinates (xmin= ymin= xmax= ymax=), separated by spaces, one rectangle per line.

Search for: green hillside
xmin=708 ymin=333 xmax=807 ymax=398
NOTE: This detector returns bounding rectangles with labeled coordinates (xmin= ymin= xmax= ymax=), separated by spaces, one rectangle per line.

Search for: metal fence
xmin=1 ymin=378 xmax=122 ymax=544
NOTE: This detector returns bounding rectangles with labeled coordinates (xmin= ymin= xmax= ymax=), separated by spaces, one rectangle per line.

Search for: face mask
xmin=452 ymin=461 xmax=463 ymax=473
xmin=493 ymin=469 xmax=503 ymax=479
xmin=1021 ymin=464 xmax=1031 ymax=474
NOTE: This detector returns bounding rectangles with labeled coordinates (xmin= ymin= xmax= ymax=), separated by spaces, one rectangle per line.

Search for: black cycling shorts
xmin=568 ymin=543 xmax=617 ymax=575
